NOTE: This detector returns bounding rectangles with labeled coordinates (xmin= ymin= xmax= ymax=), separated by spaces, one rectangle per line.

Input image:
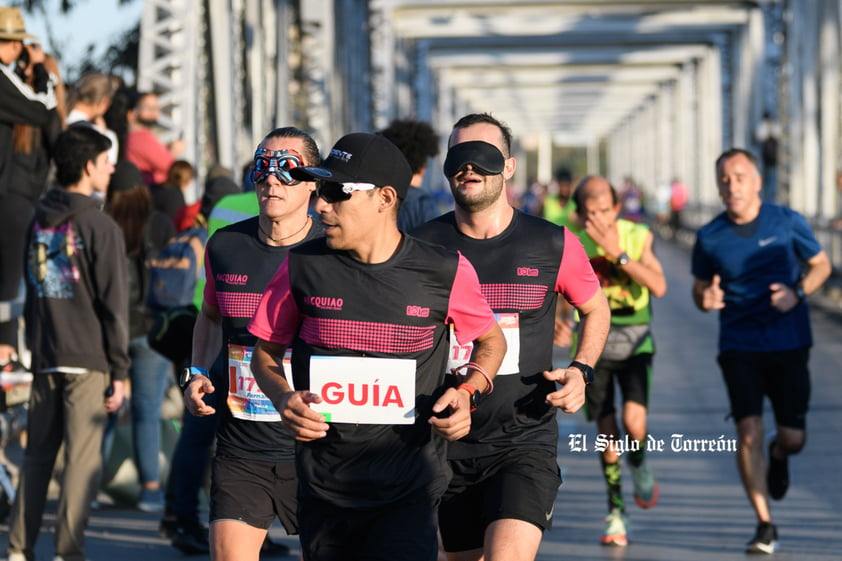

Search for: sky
xmin=19 ymin=0 xmax=143 ymax=79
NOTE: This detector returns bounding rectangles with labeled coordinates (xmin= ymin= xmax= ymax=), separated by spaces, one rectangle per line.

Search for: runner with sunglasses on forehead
xmin=179 ymin=127 xmax=322 ymax=561
xmin=412 ymin=113 xmax=611 ymax=561
xmin=248 ymin=132 xmax=507 ymax=561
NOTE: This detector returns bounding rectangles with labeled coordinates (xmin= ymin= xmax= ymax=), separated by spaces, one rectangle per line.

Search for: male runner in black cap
xmin=249 ymin=132 xmax=506 ymax=561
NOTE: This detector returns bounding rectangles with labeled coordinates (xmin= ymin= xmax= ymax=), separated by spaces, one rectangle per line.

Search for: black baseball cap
xmin=290 ymin=132 xmax=412 ymax=199
xmin=443 ymin=140 xmax=506 ymax=177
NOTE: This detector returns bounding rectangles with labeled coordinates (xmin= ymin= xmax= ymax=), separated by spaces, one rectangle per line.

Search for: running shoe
xmin=158 ymin=515 xmax=178 ymax=539
xmin=745 ymin=521 xmax=779 ymax=554
xmin=767 ymin=441 xmax=789 ymax=500
xmin=600 ymin=508 xmax=629 ymax=546
xmin=171 ymin=520 xmax=210 ymax=554
xmin=137 ymin=488 xmax=164 ymax=513
xmin=629 ymin=458 xmax=660 ymax=508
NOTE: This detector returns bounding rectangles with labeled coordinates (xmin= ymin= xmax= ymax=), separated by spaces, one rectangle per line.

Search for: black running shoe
xmin=158 ymin=516 xmax=178 ymax=539
xmin=767 ymin=441 xmax=789 ymax=500
xmin=171 ymin=520 xmax=210 ymax=555
xmin=745 ymin=521 xmax=779 ymax=554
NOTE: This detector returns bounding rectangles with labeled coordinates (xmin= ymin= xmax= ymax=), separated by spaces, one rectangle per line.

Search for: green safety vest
xmin=543 ymin=196 xmax=577 ymax=229
xmin=571 ymin=219 xmax=654 ymax=355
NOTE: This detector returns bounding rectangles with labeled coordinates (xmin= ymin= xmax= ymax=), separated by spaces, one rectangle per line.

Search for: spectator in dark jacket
xmin=7 ymin=125 xmax=129 ymax=561
xmin=0 ymin=7 xmax=61 ymax=366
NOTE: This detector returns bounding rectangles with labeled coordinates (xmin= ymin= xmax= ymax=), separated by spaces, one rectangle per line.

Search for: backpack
xmin=147 ymin=305 xmax=199 ymax=365
xmin=146 ymin=227 xmax=207 ymax=311
xmin=145 ymin=226 xmax=206 ymax=365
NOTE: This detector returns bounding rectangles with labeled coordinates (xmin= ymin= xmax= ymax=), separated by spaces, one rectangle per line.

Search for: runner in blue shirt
xmin=691 ymin=148 xmax=831 ymax=555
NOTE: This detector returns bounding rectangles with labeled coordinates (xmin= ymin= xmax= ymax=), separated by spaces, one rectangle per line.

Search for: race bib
xmin=226 ymin=344 xmax=289 ymax=422
xmin=446 ymin=313 xmax=520 ymax=375
xmin=309 ymin=356 xmax=416 ymax=424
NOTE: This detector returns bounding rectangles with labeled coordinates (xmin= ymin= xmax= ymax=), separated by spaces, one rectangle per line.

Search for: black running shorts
xmin=209 ymin=454 xmax=298 ymax=534
xmin=297 ymin=485 xmax=440 ymax=561
xmin=438 ymin=447 xmax=561 ymax=552
xmin=584 ymin=353 xmax=653 ymax=422
xmin=717 ymin=347 xmax=810 ymax=429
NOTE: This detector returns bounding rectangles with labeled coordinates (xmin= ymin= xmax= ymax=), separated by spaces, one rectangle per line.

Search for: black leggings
xmin=0 ymin=194 xmax=35 ymax=347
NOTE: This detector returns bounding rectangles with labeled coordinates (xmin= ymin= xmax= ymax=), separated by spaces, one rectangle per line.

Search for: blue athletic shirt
xmin=691 ymin=203 xmax=822 ymax=352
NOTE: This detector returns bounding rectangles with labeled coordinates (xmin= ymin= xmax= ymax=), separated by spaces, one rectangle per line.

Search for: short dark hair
xmin=133 ymin=90 xmax=159 ymax=110
xmin=715 ymin=148 xmax=759 ymax=174
xmin=554 ymin=167 xmax=572 ymax=183
xmin=262 ymin=126 xmax=321 ymax=167
xmin=377 ymin=119 xmax=439 ymax=174
xmin=53 ymin=125 xmax=112 ymax=187
xmin=451 ymin=113 xmax=513 ymax=157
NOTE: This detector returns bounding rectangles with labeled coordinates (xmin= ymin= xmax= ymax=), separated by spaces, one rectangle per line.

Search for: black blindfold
xmin=443 ymin=141 xmax=506 ymax=177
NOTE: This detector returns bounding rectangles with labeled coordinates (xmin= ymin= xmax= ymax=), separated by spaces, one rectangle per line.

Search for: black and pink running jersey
xmin=249 ymin=235 xmax=496 ymax=507
xmin=202 ymin=216 xmax=320 ymax=462
xmin=413 ymin=210 xmax=600 ymax=458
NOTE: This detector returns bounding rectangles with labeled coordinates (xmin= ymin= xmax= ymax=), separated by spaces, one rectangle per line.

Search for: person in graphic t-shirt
xmin=412 ymin=113 xmax=610 ymax=561
xmin=248 ymin=132 xmax=506 ymax=561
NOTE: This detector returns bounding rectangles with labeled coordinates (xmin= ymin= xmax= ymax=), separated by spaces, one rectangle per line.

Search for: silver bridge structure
xmin=136 ymin=0 xmax=842 ymax=265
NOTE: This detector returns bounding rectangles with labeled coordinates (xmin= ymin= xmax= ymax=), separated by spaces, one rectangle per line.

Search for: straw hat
xmin=0 ymin=6 xmax=37 ymax=41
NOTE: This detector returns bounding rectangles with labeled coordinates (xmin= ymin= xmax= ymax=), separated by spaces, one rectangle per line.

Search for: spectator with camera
xmin=0 ymin=6 xmax=62 ymax=367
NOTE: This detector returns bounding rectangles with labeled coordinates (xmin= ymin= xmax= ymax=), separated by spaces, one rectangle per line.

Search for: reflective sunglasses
xmin=252 ymin=148 xmax=304 ymax=185
xmin=316 ymin=181 xmax=377 ymax=204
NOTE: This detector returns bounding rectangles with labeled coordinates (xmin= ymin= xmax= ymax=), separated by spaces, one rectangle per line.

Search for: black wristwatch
xmin=793 ymin=284 xmax=806 ymax=302
xmin=457 ymin=382 xmax=481 ymax=412
xmin=179 ymin=366 xmax=208 ymax=391
xmin=617 ymin=252 xmax=631 ymax=266
xmin=568 ymin=361 xmax=594 ymax=385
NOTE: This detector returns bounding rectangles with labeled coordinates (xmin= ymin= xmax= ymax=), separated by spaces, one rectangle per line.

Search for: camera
xmin=14 ymin=44 xmax=29 ymax=80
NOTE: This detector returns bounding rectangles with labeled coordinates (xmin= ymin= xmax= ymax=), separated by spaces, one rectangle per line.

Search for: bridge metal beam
xmin=137 ymin=0 xmax=205 ymax=197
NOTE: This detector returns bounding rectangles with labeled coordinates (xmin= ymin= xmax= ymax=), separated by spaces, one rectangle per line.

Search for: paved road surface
xmin=2 ymin=238 xmax=841 ymax=560
xmin=543 ymin=238 xmax=842 ymax=561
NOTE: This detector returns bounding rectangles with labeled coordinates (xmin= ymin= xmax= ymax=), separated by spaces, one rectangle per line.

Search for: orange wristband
xmin=457 ymin=382 xmax=480 ymax=411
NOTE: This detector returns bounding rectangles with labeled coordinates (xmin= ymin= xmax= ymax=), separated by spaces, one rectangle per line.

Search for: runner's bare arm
xmin=545 ymin=289 xmax=610 ymax=413
xmin=251 ymin=339 xmax=329 ymax=441
xmin=183 ymin=301 xmax=224 ymax=417
xmin=430 ymin=321 xmax=506 ymax=441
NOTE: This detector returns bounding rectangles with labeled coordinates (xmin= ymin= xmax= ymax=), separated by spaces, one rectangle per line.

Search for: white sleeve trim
xmin=0 ymin=64 xmax=57 ymax=110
